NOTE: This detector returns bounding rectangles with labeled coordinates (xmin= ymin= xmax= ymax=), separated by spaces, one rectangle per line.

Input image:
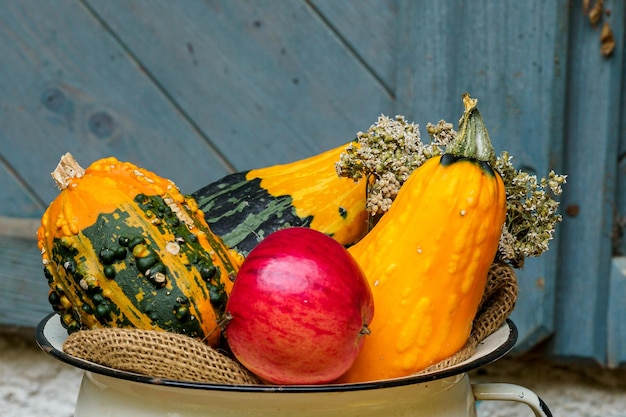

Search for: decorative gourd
xmin=192 ymin=144 xmax=368 ymax=255
xmin=339 ymin=94 xmax=507 ymax=382
xmin=38 ymin=154 xmax=242 ymax=346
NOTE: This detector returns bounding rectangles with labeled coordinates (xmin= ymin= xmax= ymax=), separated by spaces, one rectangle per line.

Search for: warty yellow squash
xmin=339 ymin=94 xmax=507 ymax=382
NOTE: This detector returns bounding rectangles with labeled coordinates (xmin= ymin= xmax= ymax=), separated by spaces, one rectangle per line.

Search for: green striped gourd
xmin=38 ymin=154 xmax=242 ymax=346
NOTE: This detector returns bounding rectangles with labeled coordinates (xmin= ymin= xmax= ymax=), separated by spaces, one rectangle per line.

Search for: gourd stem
xmin=446 ymin=93 xmax=496 ymax=164
xmin=52 ymin=153 xmax=85 ymax=190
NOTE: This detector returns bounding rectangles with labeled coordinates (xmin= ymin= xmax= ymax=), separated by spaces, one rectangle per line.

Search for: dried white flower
xmin=336 ymin=115 xmax=433 ymax=222
xmin=494 ymin=151 xmax=566 ymax=267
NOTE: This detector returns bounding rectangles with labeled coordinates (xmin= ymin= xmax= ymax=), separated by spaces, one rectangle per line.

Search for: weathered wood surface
xmin=608 ymin=258 xmax=626 ymax=368
xmin=554 ymin=0 xmax=624 ymax=364
xmin=84 ymin=0 xmax=394 ymax=170
xmin=1 ymin=0 xmax=624 ymax=366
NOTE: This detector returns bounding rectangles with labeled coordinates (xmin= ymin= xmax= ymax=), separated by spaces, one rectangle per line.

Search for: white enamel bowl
xmin=37 ymin=314 xmax=552 ymax=417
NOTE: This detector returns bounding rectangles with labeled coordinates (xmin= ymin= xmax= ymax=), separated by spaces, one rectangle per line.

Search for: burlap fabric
xmin=63 ymin=262 xmax=517 ymax=384
xmin=63 ymin=326 xmax=261 ymax=384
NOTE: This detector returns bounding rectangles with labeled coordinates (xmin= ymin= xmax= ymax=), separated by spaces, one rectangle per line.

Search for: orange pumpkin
xmin=38 ymin=154 xmax=241 ymax=345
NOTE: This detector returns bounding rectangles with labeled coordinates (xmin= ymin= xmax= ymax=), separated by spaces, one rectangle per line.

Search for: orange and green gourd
xmin=339 ymin=94 xmax=507 ymax=382
xmin=192 ymin=144 xmax=369 ymax=255
xmin=38 ymin=154 xmax=242 ymax=346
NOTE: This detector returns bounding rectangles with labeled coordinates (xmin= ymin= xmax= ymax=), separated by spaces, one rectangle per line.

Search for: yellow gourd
xmin=339 ymin=94 xmax=507 ymax=382
xmin=192 ymin=144 xmax=369 ymax=255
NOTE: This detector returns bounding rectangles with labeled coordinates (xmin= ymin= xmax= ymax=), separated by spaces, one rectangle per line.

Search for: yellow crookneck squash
xmin=38 ymin=154 xmax=242 ymax=346
xmin=192 ymin=144 xmax=369 ymax=255
xmin=339 ymin=94 xmax=507 ymax=382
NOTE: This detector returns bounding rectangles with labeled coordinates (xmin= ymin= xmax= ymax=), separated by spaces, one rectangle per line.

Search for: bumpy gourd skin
xmin=193 ymin=144 xmax=369 ymax=255
xmin=339 ymin=95 xmax=507 ymax=383
xmin=341 ymin=157 xmax=506 ymax=382
xmin=38 ymin=155 xmax=241 ymax=345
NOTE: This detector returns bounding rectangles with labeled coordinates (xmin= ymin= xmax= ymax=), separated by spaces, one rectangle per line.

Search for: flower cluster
xmin=494 ymin=152 xmax=566 ymax=267
xmin=426 ymin=119 xmax=457 ymax=147
xmin=335 ymin=115 xmax=437 ymax=220
xmin=336 ymin=114 xmax=566 ymax=266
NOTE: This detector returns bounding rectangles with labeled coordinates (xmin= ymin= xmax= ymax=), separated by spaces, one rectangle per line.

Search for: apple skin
xmin=224 ymin=227 xmax=374 ymax=385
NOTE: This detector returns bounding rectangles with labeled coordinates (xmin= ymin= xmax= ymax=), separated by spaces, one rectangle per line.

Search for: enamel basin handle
xmin=472 ymin=383 xmax=553 ymax=417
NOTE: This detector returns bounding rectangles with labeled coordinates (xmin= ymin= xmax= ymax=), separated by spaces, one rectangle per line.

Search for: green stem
xmin=446 ymin=93 xmax=496 ymax=164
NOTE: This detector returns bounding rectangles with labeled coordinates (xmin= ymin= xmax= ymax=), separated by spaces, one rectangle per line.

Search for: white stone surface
xmin=2 ymin=325 xmax=626 ymax=417
xmin=1 ymin=327 xmax=82 ymax=417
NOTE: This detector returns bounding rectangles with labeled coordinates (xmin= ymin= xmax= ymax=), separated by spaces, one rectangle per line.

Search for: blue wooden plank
xmin=616 ymin=155 xmax=626 ymax=257
xmin=0 ymin=236 xmax=50 ymax=327
xmin=0 ymin=0 xmax=233 ymax=208
xmin=509 ymin=255 xmax=558 ymax=354
xmin=552 ymin=0 xmax=624 ymax=362
xmin=605 ymin=0 xmax=626 ymax=367
xmin=608 ymin=258 xmax=626 ymax=368
xmin=614 ymin=5 xmax=626 ymax=257
xmin=309 ymin=0 xmax=398 ymax=95
xmin=396 ymin=0 xmax=569 ymax=167
xmin=0 ymin=147 xmax=48 ymax=327
xmin=85 ymin=0 xmax=394 ymax=171
xmin=0 ymin=154 xmax=46 ymax=219
xmin=394 ymin=0 xmax=569 ymax=351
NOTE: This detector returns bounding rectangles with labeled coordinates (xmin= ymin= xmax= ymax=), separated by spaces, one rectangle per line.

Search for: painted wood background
xmin=1 ymin=0 xmax=624 ymax=366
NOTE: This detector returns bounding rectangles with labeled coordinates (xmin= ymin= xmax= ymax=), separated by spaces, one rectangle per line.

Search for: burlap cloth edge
xmin=62 ymin=262 xmax=517 ymax=385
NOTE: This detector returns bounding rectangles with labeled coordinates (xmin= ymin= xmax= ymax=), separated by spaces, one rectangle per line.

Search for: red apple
xmin=224 ymin=227 xmax=374 ymax=385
